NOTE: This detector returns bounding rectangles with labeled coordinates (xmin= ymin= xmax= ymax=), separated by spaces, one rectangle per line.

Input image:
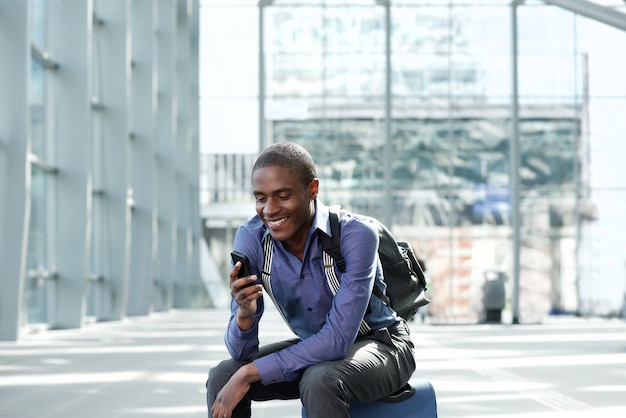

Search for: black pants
xmin=206 ymin=320 xmax=416 ymax=418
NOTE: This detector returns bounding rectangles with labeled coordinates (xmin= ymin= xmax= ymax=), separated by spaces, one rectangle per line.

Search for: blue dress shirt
xmin=226 ymin=201 xmax=398 ymax=385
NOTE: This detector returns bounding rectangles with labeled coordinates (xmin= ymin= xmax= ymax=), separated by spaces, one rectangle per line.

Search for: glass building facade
xmin=200 ymin=0 xmax=626 ymax=322
xmin=4 ymin=1 xmax=625 ymax=341
xmin=1 ymin=0 xmax=203 ymax=342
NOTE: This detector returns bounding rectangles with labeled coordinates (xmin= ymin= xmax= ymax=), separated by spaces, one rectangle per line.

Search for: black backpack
xmin=319 ymin=205 xmax=430 ymax=321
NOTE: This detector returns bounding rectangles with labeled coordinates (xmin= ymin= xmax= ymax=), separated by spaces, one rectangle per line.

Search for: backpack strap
xmin=320 ymin=206 xmax=371 ymax=336
xmin=322 ymin=206 xmax=390 ymax=306
xmin=322 ymin=246 xmax=372 ymax=336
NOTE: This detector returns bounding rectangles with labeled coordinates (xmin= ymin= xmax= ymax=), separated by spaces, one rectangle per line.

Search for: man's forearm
xmin=235 ymin=362 xmax=261 ymax=384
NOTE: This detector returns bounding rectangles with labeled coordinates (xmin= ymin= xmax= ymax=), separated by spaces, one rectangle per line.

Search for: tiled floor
xmin=1 ymin=308 xmax=626 ymax=418
xmin=0 ymin=308 xmax=301 ymax=418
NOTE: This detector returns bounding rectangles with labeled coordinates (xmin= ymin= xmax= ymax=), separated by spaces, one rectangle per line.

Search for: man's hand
xmin=211 ymin=363 xmax=261 ymax=418
xmin=230 ymin=261 xmax=262 ymax=332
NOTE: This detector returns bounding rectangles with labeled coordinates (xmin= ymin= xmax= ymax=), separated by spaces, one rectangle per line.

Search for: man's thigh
xmin=303 ymin=327 xmax=415 ymax=404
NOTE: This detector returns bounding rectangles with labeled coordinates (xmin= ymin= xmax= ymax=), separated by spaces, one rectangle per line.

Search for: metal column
xmin=510 ymin=1 xmax=523 ymax=324
xmin=127 ymin=0 xmax=157 ymax=316
xmin=259 ymin=1 xmax=273 ymax=150
xmin=378 ymin=0 xmax=393 ymax=227
xmin=173 ymin=0 xmax=196 ymax=308
xmin=91 ymin=0 xmax=131 ymax=322
xmin=189 ymin=0 xmax=202 ymax=307
xmin=154 ymin=0 xmax=177 ymax=311
xmin=49 ymin=0 xmax=93 ymax=329
xmin=0 ymin=0 xmax=30 ymax=341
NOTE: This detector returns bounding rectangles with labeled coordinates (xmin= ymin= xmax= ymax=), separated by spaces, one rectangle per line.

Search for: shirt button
xmin=307 ymin=307 xmax=313 ymax=312
xmin=300 ymin=274 xmax=305 ymax=279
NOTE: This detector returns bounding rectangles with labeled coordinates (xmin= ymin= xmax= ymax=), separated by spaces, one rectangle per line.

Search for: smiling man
xmin=206 ymin=142 xmax=415 ymax=418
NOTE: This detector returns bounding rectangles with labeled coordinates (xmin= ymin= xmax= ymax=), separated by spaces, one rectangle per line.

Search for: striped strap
xmin=323 ymin=252 xmax=371 ymax=336
xmin=261 ymin=235 xmax=295 ymax=334
xmin=262 ymin=234 xmax=370 ymax=337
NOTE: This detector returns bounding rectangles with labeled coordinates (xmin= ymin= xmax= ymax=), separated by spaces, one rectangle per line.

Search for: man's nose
xmin=263 ymin=198 xmax=278 ymax=217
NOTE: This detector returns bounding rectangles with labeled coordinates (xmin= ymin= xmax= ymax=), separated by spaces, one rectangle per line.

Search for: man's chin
xmin=268 ymin=229 xmax=289 ymax=242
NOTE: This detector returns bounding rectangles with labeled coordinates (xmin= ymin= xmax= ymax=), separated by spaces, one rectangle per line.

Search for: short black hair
xmin=253 ymin=142 xmax=317 ymax=187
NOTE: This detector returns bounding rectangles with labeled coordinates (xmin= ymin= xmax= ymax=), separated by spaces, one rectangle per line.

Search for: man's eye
xmin=255 ymin=196 xmax=266 ymax=202
xmin=278 ymin=194 xmax=290 ymax=200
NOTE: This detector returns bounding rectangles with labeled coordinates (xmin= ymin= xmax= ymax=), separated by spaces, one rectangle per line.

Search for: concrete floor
xmin=1 ymin=307 xmax=625 ymax=418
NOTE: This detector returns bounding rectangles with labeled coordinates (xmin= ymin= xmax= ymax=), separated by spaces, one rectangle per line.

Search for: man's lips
xmin=266 ymin=217 xmax=288 ymax=228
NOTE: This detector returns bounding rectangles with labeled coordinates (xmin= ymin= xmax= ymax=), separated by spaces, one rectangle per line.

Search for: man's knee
xmin=300 ymin=363 xmax=348 ymax=398
xmin=207 ymin=358 xmax=246 ymax=393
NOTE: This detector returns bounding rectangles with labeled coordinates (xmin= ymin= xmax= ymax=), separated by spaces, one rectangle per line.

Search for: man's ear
xmin=309 ymin=178 xmax=319 ymax=200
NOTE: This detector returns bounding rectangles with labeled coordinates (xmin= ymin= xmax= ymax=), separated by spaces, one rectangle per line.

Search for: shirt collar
xmin=313 ymin=200 xmax=332 ymax=238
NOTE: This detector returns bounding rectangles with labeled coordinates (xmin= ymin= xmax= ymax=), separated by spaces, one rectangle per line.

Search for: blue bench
xmin=302 ymin=378 xmax=437 ymax=418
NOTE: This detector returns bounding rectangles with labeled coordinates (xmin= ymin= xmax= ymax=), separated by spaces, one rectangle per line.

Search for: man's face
xmin=252 ymin=165 xmax=318 ymax=248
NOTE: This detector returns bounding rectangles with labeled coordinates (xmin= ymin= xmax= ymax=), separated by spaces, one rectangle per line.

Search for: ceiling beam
xmin=543 ymin=0 xmax=626 ymax=31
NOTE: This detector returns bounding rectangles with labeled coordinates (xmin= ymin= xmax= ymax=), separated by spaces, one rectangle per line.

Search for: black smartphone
xmin=230 ymin=251 xmax=254 ymax=278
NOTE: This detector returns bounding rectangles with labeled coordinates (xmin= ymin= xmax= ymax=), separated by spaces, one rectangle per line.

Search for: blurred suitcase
xmin=302 ymin=378 xmax=437 ymax=418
